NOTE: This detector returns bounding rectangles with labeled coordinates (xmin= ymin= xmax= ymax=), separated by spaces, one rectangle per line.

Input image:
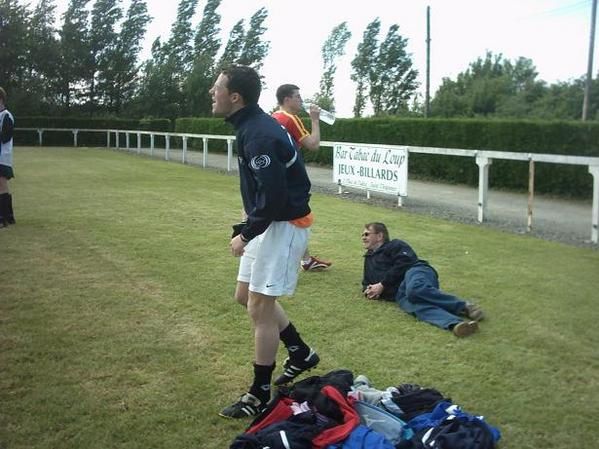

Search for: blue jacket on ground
xmin=362 ymin=239 xmax=434 ymax=300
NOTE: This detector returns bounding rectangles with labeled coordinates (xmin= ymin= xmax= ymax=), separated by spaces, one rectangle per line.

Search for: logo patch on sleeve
xmin=250 ymin=155 xmax=271 ymax=170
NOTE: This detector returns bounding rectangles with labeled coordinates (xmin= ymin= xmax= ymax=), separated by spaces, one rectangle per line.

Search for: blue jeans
xmin=395 ymin=265 xmax=466 ymax=330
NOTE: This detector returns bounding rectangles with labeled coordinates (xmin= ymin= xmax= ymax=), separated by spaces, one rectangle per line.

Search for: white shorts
xmin=237 ymin=221 xmax=309 ymax=297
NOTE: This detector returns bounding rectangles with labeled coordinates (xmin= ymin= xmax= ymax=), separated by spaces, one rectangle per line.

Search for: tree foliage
xmin=350 ymin=19 xmax=418 ymax=117
xmin=58 ymin=0 xmax=92 ymax=111
xmin=350 ymin=18 xmax=380 ymax=118
xmin=237 ymin=7 xmax=269 ymax=70
xmin=370 ymin=24 xmax=418 ymax=115
xmin=1 ymin=3 xmax=596 ymax=121
xmin=26 ymin=0 xmax=60 ymax=114
xmin=89 ymin=0 xmax=123 ymax=110
xmin=217 ymin=19 xmax=245 ymax=71
xmin=0 ymin=0 xmax=32 ymax=110
xmin=428 ymin=51 xmax=597 ymax=120
xmin=315 ymin=22 xmax=351 ymax=112
xmin=186 ymin=0 xmax=222 ymax=116
xmin=112 ymin=0 xmax=151 ymax=113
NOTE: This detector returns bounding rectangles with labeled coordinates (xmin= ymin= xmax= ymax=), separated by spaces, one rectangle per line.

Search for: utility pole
xmin=425 ymin=5 xmax=431 ymax=118
xmin=582 ymin=0 xmax=597 ymax=121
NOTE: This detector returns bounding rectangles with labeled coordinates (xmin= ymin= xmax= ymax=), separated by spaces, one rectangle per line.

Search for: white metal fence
xmin=16 ymin=127 xmax=599 ymax=244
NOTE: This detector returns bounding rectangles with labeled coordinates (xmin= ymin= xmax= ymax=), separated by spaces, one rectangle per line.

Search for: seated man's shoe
xmin=274 ymin=349 xmax=320 ymax=385
xmin=464 ymin=303 xmax=484 ymax=321
xmin=452 ymin=320 xmax=479 ymax=337
xmin=219 ymin=392 xmax=265 ymax=419
xmin=301 ymin=256 xmax=332 ymax=271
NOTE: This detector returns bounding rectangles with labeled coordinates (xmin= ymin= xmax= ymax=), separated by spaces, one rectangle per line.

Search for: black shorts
xmin=0 ymin=164 xmax=14 ymax=179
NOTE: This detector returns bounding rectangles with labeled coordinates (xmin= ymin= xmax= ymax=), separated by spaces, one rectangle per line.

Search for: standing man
xmin=0 ymin=87 xmax=15 ymax=228
xmin=361 ymin=222 xmax=484 ymax=337
xmin=210 ymin=66 xmax=320 ymax=419
xmin=272 ymin=84 xmax=332 ymax=271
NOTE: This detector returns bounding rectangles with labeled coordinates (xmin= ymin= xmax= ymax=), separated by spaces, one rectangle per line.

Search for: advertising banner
xmin=333 ymin=144 xmax=408 ymax=196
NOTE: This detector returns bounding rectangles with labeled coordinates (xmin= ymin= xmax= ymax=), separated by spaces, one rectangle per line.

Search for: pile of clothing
xmin=229 ymin=370 xmax=501 ymax=449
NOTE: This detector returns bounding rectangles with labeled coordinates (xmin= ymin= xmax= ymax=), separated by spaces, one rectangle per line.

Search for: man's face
xmin=209 ymin=73 xmax=235 ymax=117
xmin=284 ymin=89 xmax=303 ymax=114
xmin=361 ymin=227 xmax=384 ymax=251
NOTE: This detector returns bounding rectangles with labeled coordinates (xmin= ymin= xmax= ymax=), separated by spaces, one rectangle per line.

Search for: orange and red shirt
xmin=272 ymin=110 xmax=309 ymax=148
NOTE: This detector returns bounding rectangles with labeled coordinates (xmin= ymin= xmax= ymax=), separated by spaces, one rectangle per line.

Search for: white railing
xmin=16 ymin=127 xmax=599 ymax=243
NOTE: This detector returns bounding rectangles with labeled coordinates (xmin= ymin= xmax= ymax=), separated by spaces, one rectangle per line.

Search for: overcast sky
xmin=51 ymin=0 xmax=597 ymax=117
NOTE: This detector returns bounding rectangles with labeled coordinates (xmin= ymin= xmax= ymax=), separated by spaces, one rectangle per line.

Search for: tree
xmin=237 ymin=7 xmax=269 ymax=70
xmin=110 ymin=0 xmax=150 ymax=113
xmin=137 ymin=0 xmax=198 ymax=118
xmin=528 ymin=78 xmax=587 ymax=120
xmin=431 ymin=52 xmax=546 ymax=118
xmin=135 ymin=38 xmax=182 ymax=118
xmin=163 ymin=0 xmax=198 ymax=77
xmin=58 ymin=0 xmax=92 ymax=111
xmin=350 ymin=18 xmax=380 ymax=117
xmin=0 ymin=0 xmax=31 ymax=92
xmin=370 ymin=24 xmax=418 ymax=115
xmin=23 ymin=0 xmax=60 ymax=114
xmin=217 ymin=19 xmax=244 ymax=70
xmin=186 ymin=0 xmax=222 ymax=116
xmin=89 ymin=0 xmax=123 ymax=112
xmin=314 ymin=22 xmax=351 ymax=112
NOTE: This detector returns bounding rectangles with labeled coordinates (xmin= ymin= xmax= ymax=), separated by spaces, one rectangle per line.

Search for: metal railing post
xmin=182 ymin=136 xmax=188 ymax=164
xmin=106 ymin=131 xmax=110 ymax=148
xmin=165 ymin=135 xmax=170 ymax=161
xmin=73 ymin=130 xmax=78 ymax=147
xmin=589 ymin=164 xmax=599 ymax=244
xmin=202 ymin=137 xmax=208 ymax=168
xmin=150 ymin=134 xmax=154 ymax=156
xmin=527 ymin=157 xmax=535 ymax=233
xmin=137 ymin=132 xmax=141 ymax=154
xmin=476 ymin=155 xmax=492 ymax=223
xmin=227 ymin=139 xmax=234 ymax=172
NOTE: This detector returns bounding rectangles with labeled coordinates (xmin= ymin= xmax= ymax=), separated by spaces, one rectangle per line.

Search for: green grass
xmin=1 ymin=147 xmax=598 ymax=449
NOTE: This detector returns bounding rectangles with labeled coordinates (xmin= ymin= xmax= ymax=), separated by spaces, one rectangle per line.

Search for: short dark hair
xmin=276 ymin=84 xmax=300 ymax=105
xmin=0 ymin=87 xmax=6 ymax=103
xmin=365 ymin=222 xmax=390 ymax=242
xmin=221 ymin=65 xmax=261 ymax=105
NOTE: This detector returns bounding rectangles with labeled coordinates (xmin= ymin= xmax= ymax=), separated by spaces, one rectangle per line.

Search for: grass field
xmin=1 ymin=147 xmax=598 ymax=449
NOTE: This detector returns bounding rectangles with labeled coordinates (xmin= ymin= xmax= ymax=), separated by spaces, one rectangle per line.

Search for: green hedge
xmin=16 ymin=115 xmax=599 ymax=198
xmin=176 ymin=116 xmax=599 ymax=198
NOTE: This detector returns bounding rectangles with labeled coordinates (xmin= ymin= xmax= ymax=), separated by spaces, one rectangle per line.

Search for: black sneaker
xmin=218 ymin=392 xmax=265 ymax=419
xmin=274 ymin=348 xmax=320 ymax=386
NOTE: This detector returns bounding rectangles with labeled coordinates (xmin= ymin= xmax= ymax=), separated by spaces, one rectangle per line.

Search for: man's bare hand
xmin=230 ymin=234 xmax=247 ymax=256
xmin=364 ymin=282 xmax=384 ymax=300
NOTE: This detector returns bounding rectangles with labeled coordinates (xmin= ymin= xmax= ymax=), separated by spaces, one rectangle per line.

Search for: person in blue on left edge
xmin=209 ymin=65 xmax=320 ymax=419
xmin=0 ymin=87 xmax=16 ymax=228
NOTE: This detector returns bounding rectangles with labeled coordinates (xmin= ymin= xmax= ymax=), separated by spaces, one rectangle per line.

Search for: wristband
xmin=239 ymin=234 xmax=249 ymax=243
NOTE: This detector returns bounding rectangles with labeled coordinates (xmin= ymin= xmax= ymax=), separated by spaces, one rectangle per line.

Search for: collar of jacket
xmin=364 ymin=241 xmax=388 ymax=257
xmin=225 ymin=103 xmax=263 ymax=129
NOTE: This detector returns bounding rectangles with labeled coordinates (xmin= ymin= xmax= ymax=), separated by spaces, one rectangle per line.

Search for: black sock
xmin=280 ymin=322 xmax=310 ymax=360
xmin=249 ymin=363 xmax=275 ymax=404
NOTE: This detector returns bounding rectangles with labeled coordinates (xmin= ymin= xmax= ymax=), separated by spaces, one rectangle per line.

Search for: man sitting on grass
xmin=361 ymin=222 xmax=484 ymax=337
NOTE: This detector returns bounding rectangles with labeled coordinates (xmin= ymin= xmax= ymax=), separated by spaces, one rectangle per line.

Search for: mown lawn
xmin=1 ymin=147 xmax=598 ymax=449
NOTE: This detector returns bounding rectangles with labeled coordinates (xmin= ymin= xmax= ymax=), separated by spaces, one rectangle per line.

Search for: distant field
xmin=1 ymin=147 xmax=598 ymax=449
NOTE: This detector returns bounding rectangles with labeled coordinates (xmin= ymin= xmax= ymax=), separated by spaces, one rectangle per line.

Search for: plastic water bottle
xmin=303 ymin=102 xmax=336 ymax=125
